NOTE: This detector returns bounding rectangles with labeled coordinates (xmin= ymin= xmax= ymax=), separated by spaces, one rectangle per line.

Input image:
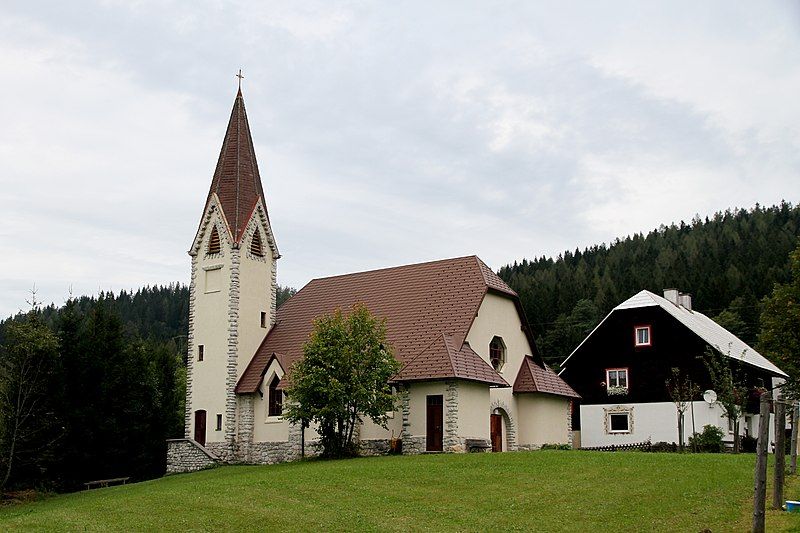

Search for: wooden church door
xmin=490 ymin=413 xmax=502 ymax=452
xmin=426 ymin=395 xmax=443 ymax=452
xmin=194 ymin=410 xmax=207 ymax=446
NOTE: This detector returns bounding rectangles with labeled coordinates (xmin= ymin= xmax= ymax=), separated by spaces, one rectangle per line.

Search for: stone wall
xmin=166 ymin=439 xmax=218 ymax=474
xmin=444 ymin=381 xmax=461 ymax=452
xmin=359 ymin=439 xmax=391 ymax=456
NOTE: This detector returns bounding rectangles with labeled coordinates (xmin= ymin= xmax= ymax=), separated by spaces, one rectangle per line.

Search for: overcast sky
xmin=1 ymin=1 xmax=799 ymax=318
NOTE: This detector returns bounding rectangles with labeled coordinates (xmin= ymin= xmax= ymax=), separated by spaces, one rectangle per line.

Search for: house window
xmin=260 ymin=312 xmax=267 ymax=328
xmin=606 ymin=368 xmax=628 ymax=389
xmin=207 ymin=226 xmax=221 ymax=256
xmin=268 ymin=375 xmax=282 ymax=417
xmin=250 ymin=231 xmax=264 ymax=257
xmin=198 ymin=345 xmax=204 ymax=362
xmin=216 ymin=414 xmax=222 ymax=431
xmin=489 ymin=336 xmax=506 ymax=372
xmin=609 ymin=413 xmax=630 ymax=433
xmin=634 ymin=325 xmax=651 ymax=346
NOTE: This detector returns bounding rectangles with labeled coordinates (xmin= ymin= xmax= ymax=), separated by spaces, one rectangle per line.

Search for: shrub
xmin=741 ymin=435 xmax=757 ymax=453
xmin=539 ymin=443 xmax=571 ymax=450
xmin=689 ymin=425 xmax=725 ymax=453
xmin=650 ymin=441 xmax=679 ymax=453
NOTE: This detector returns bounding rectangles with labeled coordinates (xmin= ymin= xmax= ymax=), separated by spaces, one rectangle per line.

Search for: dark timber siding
xmin=560 ymin=306 xmax=775 ymax=430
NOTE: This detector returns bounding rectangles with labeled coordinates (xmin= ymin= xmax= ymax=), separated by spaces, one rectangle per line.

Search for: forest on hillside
xmin=1 ymin=203 xmax=797 ymax=493
xmin=499 ymin=202 xmax=800 ymax=367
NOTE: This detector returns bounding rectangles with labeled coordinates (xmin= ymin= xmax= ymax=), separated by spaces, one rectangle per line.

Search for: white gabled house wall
xmin=580 ymin=401 xmax=776 ymax=448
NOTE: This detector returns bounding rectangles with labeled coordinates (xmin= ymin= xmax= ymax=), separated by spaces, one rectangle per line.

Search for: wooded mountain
xmin=499 ymin=202 xmax=800 ymax=368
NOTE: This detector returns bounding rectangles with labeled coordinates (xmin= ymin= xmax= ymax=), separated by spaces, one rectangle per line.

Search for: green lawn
xmin=2 ymin=451 xmax=799 ymax=531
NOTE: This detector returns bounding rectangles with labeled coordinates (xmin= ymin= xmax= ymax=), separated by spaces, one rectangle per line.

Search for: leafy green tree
xmin=702 ymin=347 xmax=748 ymax=453
xmin=758 ymin=243 xmax=800 ymax=397
xmin=284 ymin=304 xmax=401 ymax=458
xmin=665 ymin=367 xmax=700 ymax=452
xmin=0 ymin=304 xmax=61 ymax=490
xmin=539 ymin=299 xmax=600 ymax=369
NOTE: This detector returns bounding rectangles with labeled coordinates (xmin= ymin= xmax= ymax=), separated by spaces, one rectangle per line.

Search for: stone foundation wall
xmin=402 ymin=436 xmax=426 ymax=455
xmin=359 ymin=439 xmax=391 ymax=456
xmin=166 ymin=439 xmax=218 ymax=474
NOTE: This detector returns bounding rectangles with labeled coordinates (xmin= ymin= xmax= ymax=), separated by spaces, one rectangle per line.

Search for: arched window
xmin=250 ymin=231 xmax=264 ymax=257
xmin=489 ymin=336 xmax=506 ymax=372
xmin=207 ymin=226 xmax=221 ymax=256
xmin=268 ymin=374 xmax=282 ymax=417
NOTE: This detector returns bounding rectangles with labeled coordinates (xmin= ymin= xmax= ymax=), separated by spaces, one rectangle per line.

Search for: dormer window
xmin=489 ymin=336 xmax=506 ymax=372
xmin=207 ymin=226 xmax=221 ymax=256
xmin=268 ymin=375 xmax=283 ymax=417
xmin=634 ymin=325 xmax=651 ymax=347
xmin=250 ymin=231 xmax=264 ymax=257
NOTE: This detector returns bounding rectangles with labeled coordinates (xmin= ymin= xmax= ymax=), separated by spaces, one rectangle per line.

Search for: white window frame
xmin=608 ymin=412 xmax=631 ymax=434
xmin=606 ymin=368 xmax=629 ymax=389
xmin=634 ymin=325 xmax=651 ymax=347
xmin=604 ymin=406 xmax=634 ymax=435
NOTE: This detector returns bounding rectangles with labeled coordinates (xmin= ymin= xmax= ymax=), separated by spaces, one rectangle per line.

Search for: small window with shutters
xmin=250 ymin=231 xmax=264 ymax=257
xmin=207 ymin=226 xmax=221 ymax=256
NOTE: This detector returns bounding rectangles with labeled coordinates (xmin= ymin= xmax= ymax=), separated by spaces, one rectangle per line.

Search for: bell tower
xmin=185 ymin=86 xmax=279 ymax=457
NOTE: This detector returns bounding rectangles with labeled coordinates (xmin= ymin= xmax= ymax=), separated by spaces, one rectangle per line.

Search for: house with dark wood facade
xmin=559 ymin=289 xmax=786 ymax=448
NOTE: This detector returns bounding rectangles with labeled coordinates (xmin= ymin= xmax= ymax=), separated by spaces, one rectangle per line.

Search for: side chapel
xmin=167 ymin=89 xmax=578 ymax=473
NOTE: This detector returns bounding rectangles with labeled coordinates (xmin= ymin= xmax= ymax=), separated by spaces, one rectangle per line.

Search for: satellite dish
xmin=703 ymin=390 xmax=717 ymax=404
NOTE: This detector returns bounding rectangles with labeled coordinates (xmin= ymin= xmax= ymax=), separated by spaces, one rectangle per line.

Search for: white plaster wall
xmin=252 ymin=360 xmax=290 ymax=442
xmin=407 ymin=382 xmax=448 ymax=439
xmin=465 ymin=293 xmax=533 ymax=384
xmin=189 ymin=214 xmax=232 ymax=443
xmin=517 ymin=394 xmax=570 ymax=446
xmin=237 ymin=244 xmax=274 ymax=379
xmin=458 ymin=381 xmax=491 ymax=440
xmin=360 ymin=412 xmax=401 ymax=440
xmin=580 ymin=401 xmax=776 ymax=448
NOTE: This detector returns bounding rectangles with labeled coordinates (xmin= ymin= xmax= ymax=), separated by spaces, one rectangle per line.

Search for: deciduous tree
xmin=284 ymin=304 xmax=401 ymax=458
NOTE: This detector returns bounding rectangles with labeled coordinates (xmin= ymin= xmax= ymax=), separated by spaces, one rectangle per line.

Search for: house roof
xmin=203 ymin=90 xmax=272 ymax=245
xmin=394 ymin=334 xmax=509 ymax=386
xmin=560 ymin=289 xmax=787 ymax=378
xmin=236 ymin=256 xmax=526 ymax=393
xmin=513 ymin=356 xmax=580 ymax=398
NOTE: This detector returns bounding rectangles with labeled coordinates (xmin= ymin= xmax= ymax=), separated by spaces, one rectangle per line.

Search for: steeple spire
xmin=205 ymin=86 xmax=269 ymax=244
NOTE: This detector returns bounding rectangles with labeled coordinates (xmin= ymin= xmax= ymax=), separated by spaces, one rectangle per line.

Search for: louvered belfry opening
xmin=250 ymin=230 xmax=264 ymax=257
xmin=207 ymin=226 xmax=221 ymax=255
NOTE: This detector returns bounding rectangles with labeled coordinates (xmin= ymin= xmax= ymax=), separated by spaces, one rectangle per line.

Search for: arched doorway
xmin=489 ymin=401 xmax=516 ymax=452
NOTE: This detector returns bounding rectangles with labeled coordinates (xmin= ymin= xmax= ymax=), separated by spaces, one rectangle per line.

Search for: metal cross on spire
xmin=236 ymin=69 xmax=244 ymax=91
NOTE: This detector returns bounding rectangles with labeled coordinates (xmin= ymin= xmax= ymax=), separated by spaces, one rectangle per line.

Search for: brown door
xmin=426 ymin=395 xmax=443 ymax=452
xmin=491 ymin=413 xmax=502 ymax=452
xmin=194 ymin=410 xmax=207 ymax=446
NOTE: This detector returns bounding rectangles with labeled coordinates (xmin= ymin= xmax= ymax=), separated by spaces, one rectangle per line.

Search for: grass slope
xmin=2 ymin=451 xmax=799 ymax=532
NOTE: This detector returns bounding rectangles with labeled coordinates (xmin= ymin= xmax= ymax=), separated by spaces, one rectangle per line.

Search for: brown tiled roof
xmin=476 ymin=257 xmax=517 ymax=297
xmin=205 ymin=90 xmax=270 ymax=244
xmin=513 ymin=356 xmax=580 ymax=398
xmin=236 ymin=256 xmax=525 ymax=393
xmin=394 ymin=334 xmax=508 ymax=386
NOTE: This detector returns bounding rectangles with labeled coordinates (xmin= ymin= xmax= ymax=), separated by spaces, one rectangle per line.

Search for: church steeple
xmin=206 ymin=89 xmax=269 ymax=244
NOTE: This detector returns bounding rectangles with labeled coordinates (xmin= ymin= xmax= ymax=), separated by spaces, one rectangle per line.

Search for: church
xmin=167 ymin=89 xmax=578 ymax=473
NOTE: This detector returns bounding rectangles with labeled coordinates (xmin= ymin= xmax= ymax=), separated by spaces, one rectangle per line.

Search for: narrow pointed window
xmin=250 ymin=230 xmax=264 ymax=257
xmin=207 ymin=226 xmax=221 ymax=256
xmin=268 ymin=375 xmax=283 ymax=417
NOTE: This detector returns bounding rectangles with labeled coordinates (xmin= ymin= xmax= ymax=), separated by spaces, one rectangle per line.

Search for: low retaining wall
xmin=166 ymin=439 xmax=219 ymax=474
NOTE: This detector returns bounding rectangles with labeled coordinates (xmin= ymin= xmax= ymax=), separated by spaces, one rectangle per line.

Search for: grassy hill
xmin=2 ymin=451 xmax=798 ymax=532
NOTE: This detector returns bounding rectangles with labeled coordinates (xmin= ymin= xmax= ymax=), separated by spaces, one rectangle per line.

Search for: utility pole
xmin=753 ymin=391 xmax=771 ymax=533
xmin=773 ymin=399 xmax=786 ymax=510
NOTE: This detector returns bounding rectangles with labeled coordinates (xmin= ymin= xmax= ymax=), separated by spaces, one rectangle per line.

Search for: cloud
xmin=0 ymin=1 xmax=798 ymax=317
